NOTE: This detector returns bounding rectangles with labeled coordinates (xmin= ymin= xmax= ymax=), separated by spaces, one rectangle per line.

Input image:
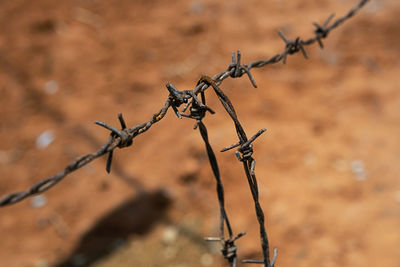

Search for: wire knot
xmin=166 ymin=82 xmax=190 ymax=119
xmin=314 ymin=24 xmax=329 ymax=39
xmin=94 ymin=113 xmax=132 ymax=173
xmin=227 ymin=51 xmax=257 ymax=88
xmin=221 ymin=232 xmax=246 ymax=261
xmin=278 ymin=31 xmax=308 ymax=64
xmin=312 ymin=14 xmax=334 ymax=48
xmin=221 ymin=129 xmax=267 ymax=162
xmin=236 ymin=144 xmax=254 ymax=162
xmin=205 ymin=232 xmax=246 ymax=263
xmin=189 ymin=104 xmax=207 ymax=121
xmin=179 ymin=90 xmax=215 ymax=129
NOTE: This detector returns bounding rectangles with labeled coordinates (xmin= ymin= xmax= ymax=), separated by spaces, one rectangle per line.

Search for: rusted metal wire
xmin=0 ymin=1 xmax=370 ymax=266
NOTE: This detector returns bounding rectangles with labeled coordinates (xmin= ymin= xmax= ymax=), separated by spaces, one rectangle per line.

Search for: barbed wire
xmin=0 ymin=0 xmax=370 ymax=266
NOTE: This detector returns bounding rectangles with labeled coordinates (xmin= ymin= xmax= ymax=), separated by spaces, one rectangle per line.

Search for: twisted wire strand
xmin=198 ymin=121 xmax=240 ymax=267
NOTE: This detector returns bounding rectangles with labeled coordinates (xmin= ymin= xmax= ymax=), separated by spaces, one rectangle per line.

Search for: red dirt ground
xmin=0 ymin=0 xmax=399 ymax=266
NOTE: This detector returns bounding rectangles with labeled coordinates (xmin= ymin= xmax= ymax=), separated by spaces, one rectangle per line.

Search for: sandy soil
xmin=0 ymin=0 xmax=399 ymax=266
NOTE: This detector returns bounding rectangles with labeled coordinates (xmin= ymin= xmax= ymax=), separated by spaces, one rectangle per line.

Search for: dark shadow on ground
xmin=54 ymin=189 xmax=172 ymax=267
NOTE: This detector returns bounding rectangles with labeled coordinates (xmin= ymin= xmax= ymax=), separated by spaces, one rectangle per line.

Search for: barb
xmin=312 ymin=13 xmax=335 ymax=48
xmin=95 ymin=113 xmax=132 ymax=173
xmin=227 ymin=51 xmax=258 ymax=88
xmin=278 ymin=31 xmax=308 ymax=64
xmin=0 ymin=1 xmax=370 ymax=266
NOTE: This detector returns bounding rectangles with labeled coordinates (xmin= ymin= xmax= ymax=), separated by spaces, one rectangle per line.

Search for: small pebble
xmin=36 ymin=130 xmax=55 ymax=149
xmin=30 ymin=195 xmax=47 ymax=208
xmin=162 ymin=226 xmax=178 ymax=245
xmin=351 ymin=160 xmax=367 ymax=181
xmin=366 ymin=1 xmax=384 ymax=13
xmin=44 ymin=80 xmax=58 ymax=94
xmin=190 ymin=1 xmax=204 ymax=14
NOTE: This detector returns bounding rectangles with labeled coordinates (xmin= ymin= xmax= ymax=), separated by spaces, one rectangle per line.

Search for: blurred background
xmin=0 ymin=0 xmax=399 ymax=266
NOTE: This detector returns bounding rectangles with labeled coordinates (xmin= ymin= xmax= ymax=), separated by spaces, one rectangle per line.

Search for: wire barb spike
xmin=227 ymin=50 xmax=258 ymax=88
xmin=94 ymin=113 xmax=133 ymax=173
xmin=278 ymin=31 xmax=308 ymax=64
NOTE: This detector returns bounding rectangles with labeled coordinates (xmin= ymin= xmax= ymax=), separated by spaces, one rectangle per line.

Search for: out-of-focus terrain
xmin=0 ymin=0 xmax=399 ymax=266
